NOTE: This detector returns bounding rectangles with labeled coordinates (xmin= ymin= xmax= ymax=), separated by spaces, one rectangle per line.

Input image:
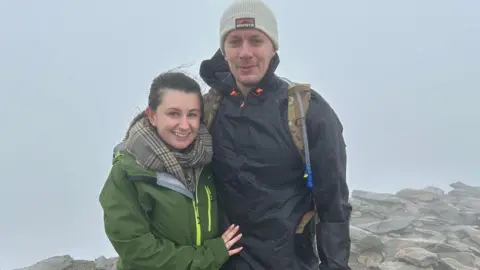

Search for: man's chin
xmin=237 ymin=76 xmax=261 ymax=88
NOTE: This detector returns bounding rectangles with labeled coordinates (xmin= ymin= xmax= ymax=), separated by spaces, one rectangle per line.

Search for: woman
xmin=99 ymin=71 xmax=242 ymax=270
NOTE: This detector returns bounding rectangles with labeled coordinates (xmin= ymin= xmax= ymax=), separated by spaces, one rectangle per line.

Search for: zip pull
xmin=254 ymin=88 xmax=263 ymax=95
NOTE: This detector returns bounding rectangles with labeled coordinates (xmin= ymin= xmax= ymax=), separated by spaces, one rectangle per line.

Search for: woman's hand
xmin=221 ymin=224 xmax=243 ymax=256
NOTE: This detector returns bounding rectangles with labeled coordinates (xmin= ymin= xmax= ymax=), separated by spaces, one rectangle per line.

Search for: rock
xmin=450 ymin=182 xmax=480 ymax=197
xmin=15 ymin=255 xmax=75 ymax=270
xmin=357 ymin=216 xmax=415 ymax=234
xmin=439 ymin=257 xmax=477 ymax=270
xmin=357 ymin=250 xmax=383 ymax=268
xmin=94 ymin=256 xmax=117 ymax=270
xmin=15 ymin=255 xmax=113 ymax=270
xmin=396 ymin=188 xmax=441 ymax=202
xmin=395 ymin=247 xmax=439 ymax=267
xmin=16 ymin=181 xmax=480 ymax=269
xmin=350 ymin=225 xmax=384 ymax=254
xmin=352 ymin=190 xmax=405 ymax=205
xmin=423 ymin=186 xmax=445 ymax=195
xmin=349 ymin=181 xmax=480 ymax=269
xmin=378 ymin=261 xmax=422 ymax=270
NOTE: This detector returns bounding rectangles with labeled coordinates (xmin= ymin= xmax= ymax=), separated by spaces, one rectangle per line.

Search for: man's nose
xmin=238 ymin=42 xmax=253 ymax=58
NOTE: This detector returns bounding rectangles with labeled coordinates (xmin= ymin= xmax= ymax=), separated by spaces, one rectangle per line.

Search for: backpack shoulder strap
xmin=286 ymin=82 xmax=312 ymax=164
xmin=203 ymin=87 xmax=223 ymax=131
xmin=285 ymin=81 xmax=318 ymax=234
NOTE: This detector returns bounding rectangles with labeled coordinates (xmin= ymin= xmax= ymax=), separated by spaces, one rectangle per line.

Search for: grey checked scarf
xmin=123 ymin=112 xmax=213 ymax=193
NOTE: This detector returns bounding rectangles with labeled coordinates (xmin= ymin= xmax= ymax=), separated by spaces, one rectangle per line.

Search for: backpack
xmin=202 ymin=78 xmax=317 ymax=234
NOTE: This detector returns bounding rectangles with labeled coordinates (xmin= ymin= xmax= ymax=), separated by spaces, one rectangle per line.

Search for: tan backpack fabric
xmin=202 ymin=80 xmax=317 ymax=234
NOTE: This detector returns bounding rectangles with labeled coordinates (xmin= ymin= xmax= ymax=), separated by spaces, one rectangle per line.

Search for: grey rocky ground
xmin=16 ymin=182 xmax=480 ymax=270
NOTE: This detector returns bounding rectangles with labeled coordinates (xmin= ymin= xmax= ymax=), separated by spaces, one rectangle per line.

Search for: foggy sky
xmin=0 ymin=0 xmax=478 ymax=269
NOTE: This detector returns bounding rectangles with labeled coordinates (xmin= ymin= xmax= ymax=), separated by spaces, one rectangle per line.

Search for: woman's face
xmin=148 ymin=89 xmax=201 ymax=150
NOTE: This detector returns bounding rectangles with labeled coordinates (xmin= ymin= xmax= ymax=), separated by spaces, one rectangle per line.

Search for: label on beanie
xmin=235 ymin=17 xmax=255 ymax=28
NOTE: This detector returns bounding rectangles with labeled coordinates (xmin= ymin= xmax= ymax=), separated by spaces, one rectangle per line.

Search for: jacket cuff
xmin=204 ymin=237 xmax=229 ymax=267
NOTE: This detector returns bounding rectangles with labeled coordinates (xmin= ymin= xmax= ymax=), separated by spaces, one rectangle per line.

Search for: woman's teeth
xmin=174 ymin=132 xmax=189 ymax=138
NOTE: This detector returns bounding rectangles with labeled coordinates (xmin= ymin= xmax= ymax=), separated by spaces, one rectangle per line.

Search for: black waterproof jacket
xmin=199 ymin=49 xmax=352 ymax=270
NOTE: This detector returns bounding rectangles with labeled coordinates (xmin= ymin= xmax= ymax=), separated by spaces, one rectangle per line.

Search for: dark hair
xmin=124 ymin=70 xmax=204 ymax=140
xmin=148 ymin=70 xmax=203 ymax=114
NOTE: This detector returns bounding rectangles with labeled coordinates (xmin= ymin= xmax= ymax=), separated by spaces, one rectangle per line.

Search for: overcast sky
xmin=0 ymin=0 xmax=478 ymax=269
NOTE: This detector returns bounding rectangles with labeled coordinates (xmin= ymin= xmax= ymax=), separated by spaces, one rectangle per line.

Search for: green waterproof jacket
xmin=99 ymin=150 xmax=229 ymax=270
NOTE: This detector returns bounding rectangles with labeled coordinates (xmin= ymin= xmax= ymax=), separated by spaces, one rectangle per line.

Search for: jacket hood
xmin=199 ymin=48 xmax=281 ymax=94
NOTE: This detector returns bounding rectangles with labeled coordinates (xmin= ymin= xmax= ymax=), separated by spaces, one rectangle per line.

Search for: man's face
xmin=223 ymin=28 xmax=276 ymax=89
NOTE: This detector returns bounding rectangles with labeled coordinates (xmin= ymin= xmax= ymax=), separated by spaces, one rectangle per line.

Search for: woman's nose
xmin=178 ymin=116 xmax=189 ymax=129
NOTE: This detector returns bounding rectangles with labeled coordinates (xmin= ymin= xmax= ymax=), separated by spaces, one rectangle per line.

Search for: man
xmin=199 ymin=0 xmax=352 ymax=269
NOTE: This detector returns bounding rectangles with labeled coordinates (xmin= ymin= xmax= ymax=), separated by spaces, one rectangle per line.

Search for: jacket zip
xmin=192 ymin=179 xmax=201 ymax=246
xmin=192 ymin=166 xmax=204 ymax=246
xmin=205 ymin=186 xmax=212 ymax=232
xmin=236 ymin=91 xmax=247 ymax=153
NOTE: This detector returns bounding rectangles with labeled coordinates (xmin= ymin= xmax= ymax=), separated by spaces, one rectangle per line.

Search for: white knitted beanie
xmin=219 ymin=0 xmax=279 ymax=55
